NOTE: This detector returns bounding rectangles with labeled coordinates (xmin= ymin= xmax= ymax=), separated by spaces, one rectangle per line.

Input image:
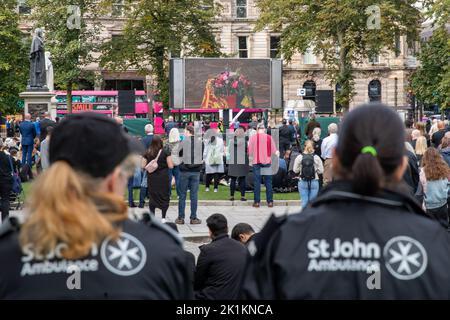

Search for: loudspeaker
xmin=271 ymin=59 xmax=283 ymax=109
xmin=170 ymin=58 xmax=184 ymax=109
xmin=118 ymin=90 xmax=135 ymax=115
xmin=316 ymin=90 xmax=334 ymax=113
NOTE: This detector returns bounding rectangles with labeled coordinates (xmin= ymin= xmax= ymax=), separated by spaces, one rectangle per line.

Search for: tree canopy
xmin=0 ymin=0 xmax=28 ymax=115
xmin=254 ymin=0 xmax=422 ymax=110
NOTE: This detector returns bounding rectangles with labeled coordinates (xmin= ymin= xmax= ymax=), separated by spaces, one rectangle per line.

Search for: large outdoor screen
xmin=184 ymin=58 xmax=272 ymax=109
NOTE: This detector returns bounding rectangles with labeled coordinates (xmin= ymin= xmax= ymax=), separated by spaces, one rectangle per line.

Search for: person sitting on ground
xmin=231 ymin=223 xmax=256 ymax=245
xmin=194 ymin=213 xmax=247 ymax=300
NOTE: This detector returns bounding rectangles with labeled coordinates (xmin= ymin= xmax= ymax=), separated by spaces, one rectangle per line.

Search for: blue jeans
xmin=127 ymin=176 xmax=135 ymax=205
xmin=299 ymin=179 xmax=319 ymax=209
xmin=178 ymin=171 xmax=200 ymax=220
xmin=22 ymin=144 xmax=33 ymax=167
xmin=253 ymin=164 xmax=273 ymax=204
xmin=139 ymin=187 xmax=147 ymax=207
xmin=169 ymin=165 xmax=181 ymax=197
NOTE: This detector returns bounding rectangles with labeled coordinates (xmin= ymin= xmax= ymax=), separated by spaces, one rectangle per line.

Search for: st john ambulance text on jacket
xmin=175 ymin=303 xmax=274 ymax=318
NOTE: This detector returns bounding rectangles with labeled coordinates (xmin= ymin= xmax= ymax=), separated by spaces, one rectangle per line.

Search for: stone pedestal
xmin=19 ymin=91 xmax=55 ymax=119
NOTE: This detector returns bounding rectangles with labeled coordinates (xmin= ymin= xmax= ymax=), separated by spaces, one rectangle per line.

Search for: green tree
xmin=410 ymin=27 xmax=450 ymax=110
xmin=0 ymin=0 xmax=29 ymax=115
xmin=100 ymin=0 xmax=221 ymax=112
xmin=29 ymin=0 xmax=104 ymax=112
xmin=254 ymin=0 xmax=422 ymax=110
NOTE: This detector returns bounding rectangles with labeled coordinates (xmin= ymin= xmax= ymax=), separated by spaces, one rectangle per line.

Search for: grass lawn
xmin=21 ymin=182 xmax=300 ymax=202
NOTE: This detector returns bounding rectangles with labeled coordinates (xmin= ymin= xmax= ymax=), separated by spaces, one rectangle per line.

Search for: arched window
xmin=368 ymin=80 xmax=381 ymax=102
xmin=303 ymin=80 xmax=316 ymax=101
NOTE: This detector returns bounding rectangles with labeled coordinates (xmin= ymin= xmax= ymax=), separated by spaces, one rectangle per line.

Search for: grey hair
xmin=328 ymin=123 xmax=338 ymax=134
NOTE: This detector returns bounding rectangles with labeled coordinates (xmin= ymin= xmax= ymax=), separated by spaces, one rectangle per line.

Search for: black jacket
xmin=0 ymin=152 xmax=13 ymax=182
xmin=242 ymin=181 xmax=450 ymax=299
xmin=39 ymin=118 xmax=56 ymax=141
xmin=0 ymin=215 xmax=193 ymax=299
xmin=194 ymin=234 xmax=247 ymax=300
xmin=431 ymin=129 xmax=446 ymax=148
xmin=402 ymin=150 xmax=420 ymax=195
xmin=279 ymin=125 xmax=293 ymax=144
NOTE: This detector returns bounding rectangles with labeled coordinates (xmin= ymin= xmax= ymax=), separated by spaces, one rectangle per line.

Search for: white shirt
xmin=321 ymin=133 xmax=338 ymax=159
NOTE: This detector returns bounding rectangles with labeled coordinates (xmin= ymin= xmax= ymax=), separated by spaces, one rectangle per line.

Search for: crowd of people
xmin=1 ymin=103 xmax=450 ymax=299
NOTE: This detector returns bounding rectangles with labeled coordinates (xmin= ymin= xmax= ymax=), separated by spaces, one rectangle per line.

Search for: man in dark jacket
xmin=279 ymin=119 xmax=293 ymax=158
xmin=141 ymin=124 xmax=154 ymax=150
xmin=402 ymin=149 xmax=419 ymax=195
xmin=39 ymin=112 xmax=56 ymax=141
xmin=194 ymin=214 xmax=247 ymax=300
xmin=176 ymin=126 xmax=202 ymax=225
xmin=0 ymin=139 xmax=13 ymax=222
xmin=19 ymin=113 xmax=36 ymax=167
xmin=431 ymin=121 xmax=446 ymax=148
xmin=165 ymin=116 xmax=177 ymax=136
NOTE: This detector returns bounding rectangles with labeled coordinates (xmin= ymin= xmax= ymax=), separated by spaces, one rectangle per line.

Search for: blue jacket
xmin=142 ymin=134 xmax=153 ymax=151
xmin=19 ymin=121 xmax=37 ymax=146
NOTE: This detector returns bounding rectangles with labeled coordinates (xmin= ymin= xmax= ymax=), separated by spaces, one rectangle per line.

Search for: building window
xmin=368 ymin=80 xmax=382 ymax=102
xmin=236 ymin=0 xmax=247 ymax=18
xmin=369 ymin=54 xmax=379 ymax=64
xmin=112 ymin=0 xmax=125 ymax=16
xmin=18 ymin=0 xmax=31 ymax=14
xmin=303 ymin=47 xmax=316 ymax=64
xmin=104 ymin=79 xmax=144 ymax=91
xmin=303 ymin=80 xmax=316 ymax=101
xmin=238 ymin=36 xmax=248 ymax=58
xmin=270 ymin=36 xmax=280 ymax=58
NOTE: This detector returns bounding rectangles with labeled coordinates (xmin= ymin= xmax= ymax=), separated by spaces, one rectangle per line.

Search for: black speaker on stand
xmin=315 ymin=90 xmax=334 ymax=114
xmin=118 ymin=90 xmax=135 ymax=116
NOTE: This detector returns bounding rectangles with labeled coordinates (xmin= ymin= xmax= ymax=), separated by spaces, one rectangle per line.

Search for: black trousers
xmin=0 ymin=180 xmax=12 ymax=221
xmin=230 ymin=176 xmax=246 ymax=197
xmin=205 ymin=173 xmax=221 ymax=189
xmin=279 ymin=142 xmax=291 ymax=158
xmin=149 ymin=204 xmax=168 ymax=219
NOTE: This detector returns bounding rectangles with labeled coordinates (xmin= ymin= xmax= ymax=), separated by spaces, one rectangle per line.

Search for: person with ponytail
xmin=242 ymin=104 xmax=450 ymax=299
xmin=0 ymin=113 xmax=193 ymax=299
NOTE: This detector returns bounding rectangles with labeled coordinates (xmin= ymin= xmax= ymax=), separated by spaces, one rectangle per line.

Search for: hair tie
xmin=361 ymin=146 xmax=377 ymax=157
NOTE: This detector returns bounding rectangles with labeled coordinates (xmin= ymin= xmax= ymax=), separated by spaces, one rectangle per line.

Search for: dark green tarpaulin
xmin=298 ymin=117 xmax=340 ymax=144
xmin=124 ymin=119 xmax=151 ymax=137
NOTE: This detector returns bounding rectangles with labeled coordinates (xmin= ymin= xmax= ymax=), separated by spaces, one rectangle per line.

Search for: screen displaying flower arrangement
xmin=184 ymin=58 xmax=271 ymax=109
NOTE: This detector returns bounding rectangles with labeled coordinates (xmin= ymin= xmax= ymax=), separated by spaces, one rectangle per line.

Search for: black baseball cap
xmin=49 ymin=112 xmax=144 ymax=178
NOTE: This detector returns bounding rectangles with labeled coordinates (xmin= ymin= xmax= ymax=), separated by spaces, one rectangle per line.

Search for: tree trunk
xmin=67 ymin=81 xmax=73 ymax=114
xmin=337 ymin=31 xmax=352 ymax=111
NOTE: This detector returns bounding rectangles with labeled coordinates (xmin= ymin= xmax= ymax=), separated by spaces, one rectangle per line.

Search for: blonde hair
xmin=20 ymin=161 xmax=129 ymax=260
xmin=312 ymin=127 xmax=321 ymax=142
xmin=415 ymin=136 xmax=427 ymax=156
xmin=303 ymin=140 xmax=315 ymax=154
xmin=169 ymin=128 xmax=180 ymax=143
xmin=411 ymin=129 xmax=421 ymax=140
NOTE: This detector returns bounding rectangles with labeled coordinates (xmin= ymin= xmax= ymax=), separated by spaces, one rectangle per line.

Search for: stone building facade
xmin=17 ymin=0 xmax=419 ymax=111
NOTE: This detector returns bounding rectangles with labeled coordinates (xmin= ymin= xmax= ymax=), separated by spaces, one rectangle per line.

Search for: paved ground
xmin=9 ymin=203 xmax=302 ymax=259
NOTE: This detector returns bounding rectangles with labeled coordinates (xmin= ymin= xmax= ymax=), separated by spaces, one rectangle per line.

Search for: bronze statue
xmin=27 ymin=28 xmax=48 ymax=90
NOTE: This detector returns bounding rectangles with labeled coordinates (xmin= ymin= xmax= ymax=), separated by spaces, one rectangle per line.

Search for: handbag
xmin=8 ymin=156 xmax=22 ymax=194
xmin=145 ymin=149 xmax=162 ymax=174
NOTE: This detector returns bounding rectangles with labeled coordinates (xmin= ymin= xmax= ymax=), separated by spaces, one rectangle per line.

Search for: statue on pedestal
xmin=27 ymin=28 xmax=48 ymax=91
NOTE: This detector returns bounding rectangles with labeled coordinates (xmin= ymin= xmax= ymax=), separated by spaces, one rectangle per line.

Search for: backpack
xmin=300 ymin=154 xmax=315 ymax=181
xmin=145 ymin=149 xmax=162 ymax=174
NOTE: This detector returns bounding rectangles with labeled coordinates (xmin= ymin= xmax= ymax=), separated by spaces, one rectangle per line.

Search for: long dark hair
xmin=335 ymin=104 xmax=405 ymax=195
xmin=145 ymin=135 xmax=163 ymax=160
